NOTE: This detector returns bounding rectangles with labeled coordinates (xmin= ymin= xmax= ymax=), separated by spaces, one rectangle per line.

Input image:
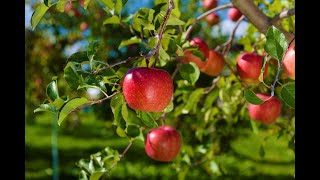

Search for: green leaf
xmin=166 ymin=14 xmax=185 ymax=26
xmin=51 ymin=98 xmax=65 ymax=111
xmin=244 ymin=89 xmax=264 ymax=105
xmin=103 ymin=16 xmax=120 ymax=25
xmin=138 ymin=111 xmax=157 ymax=128
xmin=79 ymin=170 xmax=88 ymax=180
xmin=179 ymin=62 xmax=200 ymax=85
xmin=280 ymin=82 xmax=295 ymax=108
xmin=176 ymin=45 xmax=184 ymax=56
xmin=31 ymin=2 xmax=50 ymax=30
xmin=46 ymin=80 xmax=59 ymax=101
xmin=87 ymin=40 xmax=100 ymax=61
xmin=44 ymin=0 xmax=50 ymax=7
xmin=191 ymin=50 xmax=205 ymax=61
xmin=132 ymin=8 xmax=155 ymax=32
xmin=264 ymin=26 xmax=288 ymax=60
xmin=182 ymin=88 xmax=204 ymax=114
xmin=64 ymin=62 xmax=82 ymax=90
xmin=67 ymin=51 xmax=89 ymax=63
xmin=259 ymin=56 xmax=268 ymax=83
xmin=204 ymin=88 xmax=219 ymax=109
xmin=58 ymin=97 xmax=88 ymax=125
xmin=259 ymin=145 xmax=265 ymax=158
xmin=84 ymin=0 xmax=92 ymax=9
xmin=163 ymin=100 xmax=174 ymax=113
xmin=99 ymin=0 xmax=114 ymax=10
xmin=115 ymin=0 xmax=123 ymax=16
xmin=89 ymin=171 xmax=105 ymax=180
xmin=116 ymin=126 xmax=127 ymax=137
xmin=118 ymin=37 xmax=142 ymax=50
xmin=56 ymin=0 xmax=68 ymax=12
xmin=125 ymin=125 xmax=140 ymax=138
xmin=110 ymin=93 xmax=125 ymax=113
xmin=159 ymin=46 xmax=170 ymax=61
xmin=34 ymin=104 xmax=57 ymax=114
xmin=122 ymin=104 xmax=141 ymax=125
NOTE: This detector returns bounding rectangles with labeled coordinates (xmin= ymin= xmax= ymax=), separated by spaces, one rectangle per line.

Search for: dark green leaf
xmin=89 ymin=171 xmax=105 ymax=180
xmin=115 ymin=0 xmax=123 ymax=16
xmin=125 ymin=125 xmax=140 ymax=138
xmin=34 ymin=104 xmax=57 ymax=114
xmin=192 ymin=50 xmax=205 ymax=61
xmin=121 ymin=104 xmax=141 ymax=125
xmin=103 ymin=16 xmax=120 ymax=25
xmin=67 ymin=51 xmax=89 ymax=63
xmin=280 ymin=82 xmax=295 ymax=108
xmin=87 ymin=40 xmax=100 ymax=61
xmin=46 ymin=80 xmax=59 ymax=101
xmin=118 ymin=37 xmax=142 ymax=50
xmin=84 ymin=0 xmax=92 ymax=9
xmin=139 ymin=111 xmax=157 ymax=128
xmin=179 ymin=62 xmax=200 ymax=85
xmin=31 ymin=3 xmax=50 ymax=30
xmin=264 ymin=26 xmax=288 ymax=60
xmin=244 ymin=89 xmax=264 ymax=105
xmin=152 ymin=3 xmax=167 ymax=19
xmin=58 ymin=97 xmax=88 ymax=125
xmin=110 ymin=93 xmax=125 ymax=113
xmin=64 ymin=62 xmax=82 ymax=90
xmin=132 ymin=8 xmax=155 ymax=32
xmin=99 ymin=0 xmax=114 ymax=10
xmin=79 ymin=170 xmax=88 ymax=180
xmin=44 ymin=0 xmax=50 ymax=7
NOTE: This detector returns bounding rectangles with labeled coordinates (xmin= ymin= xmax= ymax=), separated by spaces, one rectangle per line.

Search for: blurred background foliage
xmin=25 ymin=0 xmax=295 ymax=179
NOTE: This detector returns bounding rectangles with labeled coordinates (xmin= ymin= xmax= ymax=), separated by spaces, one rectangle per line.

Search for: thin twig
xmin=271 ymin=8 xmax=295 ymax=24
xmin=183 ymin=4 xmax=233 ymax=40
xmin=153 ymin=0 xmax=175 ymax=66
xmin=93 ymin=56 xmax=144 ymax=74
xmin=270 ymin=37 xmax=295 ymax=97
xmin=203 ymin=76 xmax=221 ymax=94
xmin=222 ymin=15 xmax=245 ymax=56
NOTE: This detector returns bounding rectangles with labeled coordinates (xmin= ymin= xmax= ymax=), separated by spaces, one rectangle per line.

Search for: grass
xmin=26 ymin=112 xmax=295 ymax=179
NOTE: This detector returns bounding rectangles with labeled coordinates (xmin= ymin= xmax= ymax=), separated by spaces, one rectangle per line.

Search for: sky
xmin=25 ymin=0 xmax=248 ymax=57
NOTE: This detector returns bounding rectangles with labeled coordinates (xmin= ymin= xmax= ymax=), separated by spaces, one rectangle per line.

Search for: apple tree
xmin=30 ymin=0 xmax=295 ymax=179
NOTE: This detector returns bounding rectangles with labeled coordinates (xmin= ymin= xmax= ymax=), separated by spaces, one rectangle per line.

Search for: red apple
xmin=182 ymin=37 xmax=210 ymax=69
xmin=145 ymin=126 xmax=182 ymax=162
xmin=228 ymin=8 xmax=242 ymax=22
xmin=283 ymin=45 xmax=295 ymax=80
xmin=200 ymin=50 xmax=225 ymax=76
xmin=236 ymin=52 xmax=268 ymax=83
xmin=248 ymin=93 xmax=281 ymax=124
xmin=122 ymin=67 xmax=173 ymax=112
xmin=202 ymin=0 xmax=218 ymax=10
xmin=80 ymin=0 xmax=84 ymax=7
xmin=64 ymin=2 xmax=73 ymax=12
xmin=206 ymin=13 xmax=220 ymax=26
xmin=80 ymin=22 xmax=88 ymax=31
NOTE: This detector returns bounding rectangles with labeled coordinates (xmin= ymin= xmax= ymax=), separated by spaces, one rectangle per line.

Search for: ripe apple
xmin=80 ymin=22 xmax=88 ymax=31
xmin=283 ymin=45 xmax=295 ymax=80
xmin=202 ymin=0 xmax=218 ymax=10
xmin=236 ymin=52 xmax=268 ymax=83
xmin=206 ymin=13 xmax=220 ymax=26
xmin=145 ymin=126 xmax=182 ymax=162
xmin=182 ymin=37 xmax=210 ymax=69
xmin=122 ymin=67 xmax=173 ymax=112
xmin=200 ymin=50 xmax=225 ymax=76
xmin=80 ymin=0 xmax=84 ymax=7
xmin=248 ymin=93 xmax=281 ymax=124
xmin=64 ymin=3 xmax=73 ymax=12
xmin=228 ymin=8 xmax=242 ymax=22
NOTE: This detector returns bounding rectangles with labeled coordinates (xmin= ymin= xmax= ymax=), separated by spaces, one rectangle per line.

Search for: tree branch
xmin=230 ymin=0 xmax=294 ymax=42
xmin=92 ymin=56 xmax=144 ymax=74
xmin=272 ymin=8 xmax=295 ymax=23
xmin=222 ymin=15 xmax=245 ymax=56
xmin=183 ymin=4 xmax=233 ymax=40
xmin=153 ymin=0 xmax=175 ymax=66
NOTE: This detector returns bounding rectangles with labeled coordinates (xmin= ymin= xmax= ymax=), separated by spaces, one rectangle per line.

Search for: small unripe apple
xmin=283 ymin=45 xmax=295 ymax=80
xmin=80 ymin=22 xmax=88 ymax=31
xmin=122 ymin=67 xmax=173 ymax=112
xmin=248 ymin=93 xmax=281 ymax=124
xmin=236 ymin=52 xmax=268 ymax=83
xmin=200 ymin=50 xmax=225 ymax=76
xmin=145 ymin=126 xmax=182 ymax=162
xmin=206 ymin=13 xmax=220 ymax=26
xmin=228 ymin=8 xmax=242 ymax=22
xmin=202 ymin=0 xmax=218 ymax=10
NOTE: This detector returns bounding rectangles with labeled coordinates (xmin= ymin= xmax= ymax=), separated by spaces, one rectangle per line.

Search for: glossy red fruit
xmin=283 ymin=45 xmax=295 ymax=80
xmin=189 ymin=37 xmax=210 ymax=58
xmin=203 ymin=0 xmax=218 ymax=10
xmin=228 ymin=8 xmax=242 ymax=22
xmin=145 ymin=126 xmax=182 ymax=162
xmin=122 ymin=67 xmax=173 ymax=112
xmin=248 ymin=93 xmax=281 ymax=124
xmin=236 ymin=52 xmax=268 ymax=84
xmin=200 ymin=50 xmax=225 ymax=76
xmin=206 ymin=13 xmax=220 ymax=26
